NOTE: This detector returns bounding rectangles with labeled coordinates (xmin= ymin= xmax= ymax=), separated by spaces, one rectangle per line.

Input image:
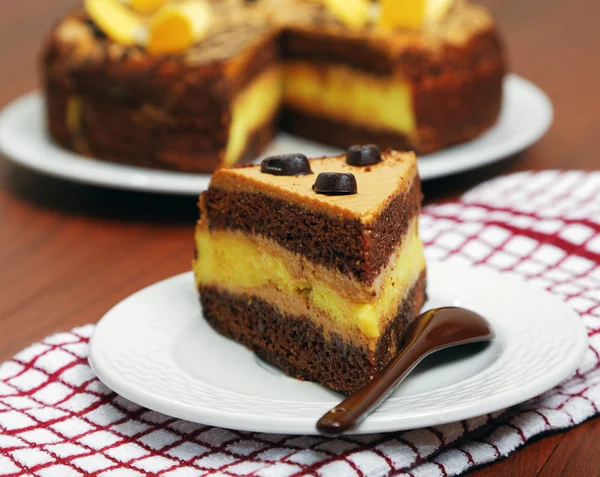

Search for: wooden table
xmin=1 ymin=0 xmax=599 ymax=475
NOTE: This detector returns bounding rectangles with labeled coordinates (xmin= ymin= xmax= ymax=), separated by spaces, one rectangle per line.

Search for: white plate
xmin=0 ymin=74 xmax=551 ymax=195
xmin=89 ymin=260 xmax=587 ymax=435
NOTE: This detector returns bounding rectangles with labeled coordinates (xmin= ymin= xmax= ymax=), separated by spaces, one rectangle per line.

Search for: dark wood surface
xmin=1 ymin=0 xmax=599 ymax=475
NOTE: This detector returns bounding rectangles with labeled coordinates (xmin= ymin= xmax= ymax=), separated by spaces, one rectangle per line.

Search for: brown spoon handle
xmin=316 ymin=307 xmax=493 ymax=436
xmin=316 ymin=335 xmax=424 ymax=437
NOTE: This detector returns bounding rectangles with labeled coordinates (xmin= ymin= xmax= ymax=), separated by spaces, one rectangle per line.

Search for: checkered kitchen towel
xmin=1 ymin=170 xmax=600 ymax=477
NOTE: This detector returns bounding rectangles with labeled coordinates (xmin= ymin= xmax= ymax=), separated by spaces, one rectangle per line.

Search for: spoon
xmin=316 ymin=307 xmax=494 ymax=436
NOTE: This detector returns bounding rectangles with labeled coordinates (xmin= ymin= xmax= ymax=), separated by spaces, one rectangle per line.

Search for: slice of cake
xmin=193 ymin=146 xmax=426 ymax=393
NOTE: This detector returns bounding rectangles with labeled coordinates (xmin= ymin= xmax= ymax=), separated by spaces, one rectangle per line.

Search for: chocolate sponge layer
xmin=204 ymin=176 xmax=421 ymax=284
xmin=281 ymin=108 xmax=413 ymax=154
xmin=199 ymin=271 xmax=426 ymax=394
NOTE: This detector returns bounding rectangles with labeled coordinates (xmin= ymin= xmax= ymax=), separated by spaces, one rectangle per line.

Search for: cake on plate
xmin=42 ymin=0 xmax=506 ymax=172
xmin=193 ymin=146 xmax=427 ymax=393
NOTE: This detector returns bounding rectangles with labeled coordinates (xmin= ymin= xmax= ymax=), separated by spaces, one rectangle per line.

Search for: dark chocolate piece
xmin=313 ymin=172 xmax=357 ymax=195
xmin=346 ymin=145 xmax=382 ymax=166
xmin=260 ymin=154 xmax=312 ymax=176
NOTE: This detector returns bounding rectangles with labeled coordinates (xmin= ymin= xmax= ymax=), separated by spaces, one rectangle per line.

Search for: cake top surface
xmin=209 ymin=150 xmax=418 ymax=222
xmin=54 ymin=0 xmax=496 ymax=67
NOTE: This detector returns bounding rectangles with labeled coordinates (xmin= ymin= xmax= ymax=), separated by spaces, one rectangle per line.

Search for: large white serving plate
xmin=89 ymin=260 xmax=586 ymax=435
xmin=0 ymin=74 xmax=552 ymax=195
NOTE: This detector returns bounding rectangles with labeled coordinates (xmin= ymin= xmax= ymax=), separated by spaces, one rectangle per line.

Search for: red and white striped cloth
xmin=1 ymin=170 xmax=600 ymax=477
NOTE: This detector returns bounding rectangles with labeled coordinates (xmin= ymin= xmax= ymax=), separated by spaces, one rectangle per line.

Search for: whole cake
xmin=193 ymin=146 xmax=427 ymax=393
xmin=42 ymin=0 xmax=506 ymax=173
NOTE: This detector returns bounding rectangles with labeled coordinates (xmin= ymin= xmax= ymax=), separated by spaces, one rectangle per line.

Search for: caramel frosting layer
xmin=209 ymin=150 xmax=417 ymax=223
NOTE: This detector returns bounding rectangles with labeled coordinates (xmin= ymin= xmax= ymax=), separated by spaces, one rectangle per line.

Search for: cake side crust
xmin=45 ymin=81 xmax=278 ymax=172
xmin=42 ymin=14 xmax=280 ymax=171
xmin=199 ymin=271 xmax=426 ymax=394
xmin=413 ymin=27 xmax=505 ymax=153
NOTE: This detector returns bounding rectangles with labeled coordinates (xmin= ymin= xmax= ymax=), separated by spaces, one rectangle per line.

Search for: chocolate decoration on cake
xmin=261 ymin=154 xmax=313 ymax=176
xmin=313 ymin=172 xmax=358 ymax=195
xmin=346 ymin=145 xmax=382 ymax=166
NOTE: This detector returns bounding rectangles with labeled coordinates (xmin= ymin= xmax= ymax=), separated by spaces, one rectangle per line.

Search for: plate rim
xmin=88 ymin=260 xmax=588 ymax=435
xmin=0 ymin=74 xmax=552 ymax=195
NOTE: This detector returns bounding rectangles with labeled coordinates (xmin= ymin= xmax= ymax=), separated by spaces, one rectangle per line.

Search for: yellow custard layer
xmin=193 ymin=218 xmax=425 ymax=339
xmin=283 ymin=62 xmax=415 ymax=136
xmin=223 ymin=66 xmax=283 ymax=166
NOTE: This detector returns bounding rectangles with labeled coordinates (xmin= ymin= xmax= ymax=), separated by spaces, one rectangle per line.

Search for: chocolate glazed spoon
xmin=317 ymin=307 xmax=495 ymax=436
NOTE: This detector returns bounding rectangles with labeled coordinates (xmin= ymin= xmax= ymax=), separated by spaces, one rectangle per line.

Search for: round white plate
xmin=0 ymin=74 xmax=551 ymax=195
xmin=89 ymin=260 xmax=587 ymax=435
